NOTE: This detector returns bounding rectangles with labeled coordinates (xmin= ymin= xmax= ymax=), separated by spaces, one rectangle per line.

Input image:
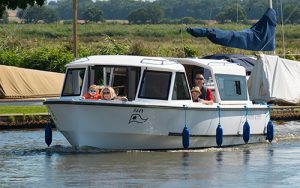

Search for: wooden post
xmin=73 ymin=0 xmax=78 ymax=59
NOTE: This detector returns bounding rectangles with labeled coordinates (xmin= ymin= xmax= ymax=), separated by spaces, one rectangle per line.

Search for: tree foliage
xmin=0 ymin=0 xmax=45 ymax=18
xmin=128 ymin=4 xmax=164 ymax=24
xmin=216 ymin=4 xmax=247 ymax=24
xmin=82 ymin=6 xmax=104 ymax=22
xmin=5 ymin=0 xmax=300 ymax=24
xmin=17 ymin=5 xmax=58 ymax=23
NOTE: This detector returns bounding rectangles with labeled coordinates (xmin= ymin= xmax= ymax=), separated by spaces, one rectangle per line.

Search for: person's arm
xmin=202 ymin=88 xmax=214 ymax=105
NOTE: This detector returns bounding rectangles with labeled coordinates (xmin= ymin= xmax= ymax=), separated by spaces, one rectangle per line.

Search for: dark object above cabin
xmin=202 ymin=54 xmax=256 ymax=75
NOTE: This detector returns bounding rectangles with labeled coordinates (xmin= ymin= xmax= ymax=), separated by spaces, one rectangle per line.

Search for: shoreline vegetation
xmin=0 ymin=23 xmax=300 ymax=73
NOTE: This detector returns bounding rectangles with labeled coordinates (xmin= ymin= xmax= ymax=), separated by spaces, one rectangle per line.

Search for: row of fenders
xmin=182 ymin=106 xmax=274 ymax=149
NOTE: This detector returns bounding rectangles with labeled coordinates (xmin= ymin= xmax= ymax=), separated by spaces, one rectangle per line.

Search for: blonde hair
xmin=191 ymin=86 xmax=201 ymax=93
xmin=89 ymin=85 xmax=98 ymax=90
xmin=100 ymin=86 xmax=116 ymax=100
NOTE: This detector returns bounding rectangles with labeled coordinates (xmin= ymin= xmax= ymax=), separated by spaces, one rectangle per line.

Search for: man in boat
xmin=194 ymin=73 xmax=213 ymax=105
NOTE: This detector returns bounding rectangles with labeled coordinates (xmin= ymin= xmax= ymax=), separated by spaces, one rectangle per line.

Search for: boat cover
xmin=248 ymin=54 xmax=300 ymax=104
xmin=0 ymin=65 xmax=64 ymax=99
xmin=202 ymin=54 xmax=256 ymax=74
xmin=187 ymin=8 xmax=276 ymax=51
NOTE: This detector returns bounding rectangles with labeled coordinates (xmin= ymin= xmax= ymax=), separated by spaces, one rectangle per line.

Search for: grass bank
xmin=0 ymin=23 xmax=299 ymax=73
xmin=0 ymin=106 xmax=48 ymax=115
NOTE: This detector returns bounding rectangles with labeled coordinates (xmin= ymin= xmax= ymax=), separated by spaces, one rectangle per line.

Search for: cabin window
xmin=215 ymin=74 xmax=247 ymax=101
xmin=91 ymin=66 xmax=140 ymax=101
xmin=172 ymin=72 xmax=191 ymax=100
xmin=138 ymin=70 xmax=172 ymax=100
xmin=62 ymin=68 xmax=85 ymax=96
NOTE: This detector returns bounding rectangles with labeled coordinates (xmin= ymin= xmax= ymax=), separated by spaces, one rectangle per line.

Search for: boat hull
xmin=46 ymin=101 xmax=270 ymax=150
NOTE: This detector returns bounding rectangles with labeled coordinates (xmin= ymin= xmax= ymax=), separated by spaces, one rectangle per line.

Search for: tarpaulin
xmin=187 ymin=8 xmax=276 ymax=51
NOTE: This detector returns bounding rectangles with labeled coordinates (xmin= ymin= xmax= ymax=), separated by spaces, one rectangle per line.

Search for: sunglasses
xmin=89 ymin=89 xmax=97 ymax=93
xmin=195 ymin=77 xmax=204 ymax=80
xmin=103 ymin=91 xmax=110 ymax=95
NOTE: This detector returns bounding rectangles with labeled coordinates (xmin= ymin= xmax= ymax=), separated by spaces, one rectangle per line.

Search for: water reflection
xmin=243 ymin=148 xmax=251 ymax=165
xmin=181 ymin=152 xmax=190 ymax=180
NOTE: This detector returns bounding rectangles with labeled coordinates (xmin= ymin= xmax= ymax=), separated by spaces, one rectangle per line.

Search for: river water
xmin=1 ymin=121 xmax=300 ymax=187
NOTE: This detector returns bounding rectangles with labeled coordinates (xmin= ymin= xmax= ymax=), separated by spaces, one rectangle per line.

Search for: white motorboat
xmin=44 ymin=55 xmax=272 ymax=150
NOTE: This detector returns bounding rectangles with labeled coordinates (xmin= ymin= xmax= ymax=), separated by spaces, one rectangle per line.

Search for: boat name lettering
xmin=133 ymin=108 xmax=144 ymax=113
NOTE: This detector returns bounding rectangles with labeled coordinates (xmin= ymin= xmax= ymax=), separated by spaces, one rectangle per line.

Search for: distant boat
xmin=44 ymin=55 xmax=271 ymax=150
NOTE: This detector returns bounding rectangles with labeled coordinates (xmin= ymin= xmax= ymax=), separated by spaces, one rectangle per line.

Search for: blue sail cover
xmin=202 ymin=54 xmax=256 ymax=75
xmin=187 ymin=8 xmax=276 ymax=51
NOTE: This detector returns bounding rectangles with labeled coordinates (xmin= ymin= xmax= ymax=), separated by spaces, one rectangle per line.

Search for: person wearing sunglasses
xmin=194 ymin=73 xmax=213 ymax=105
xmin=82 ymin=85 xmax=101 ymax=100
xmin=100 ymin=86 xmax=116 ymax=100
xmin=100 ymin=86 xmax=128 ymax=101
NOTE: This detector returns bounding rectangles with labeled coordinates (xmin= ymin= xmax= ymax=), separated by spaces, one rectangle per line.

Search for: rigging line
xmin=259 ymin=32 xmax=276 ymax=52
xmin=280 ymin=0 xmax=286 ymax=58
xmin=284 ymin=3 xmax=299 ymax=23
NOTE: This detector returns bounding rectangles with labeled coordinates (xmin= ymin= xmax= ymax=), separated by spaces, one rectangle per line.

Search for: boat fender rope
xmin=243 ymin=106 xmax=250 ymax=144
xmin=182 ymin=105 xmax=189 ymax=149
xmin=216 ymin=106 xmax=223 ymax=147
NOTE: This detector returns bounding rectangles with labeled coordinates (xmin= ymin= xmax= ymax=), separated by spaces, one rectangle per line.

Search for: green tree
xmin=146 ymin=4 xmax=164 ymax=24
xmin=0 ymin=0 xmax=45 ymax=17
xmin=17 ymin=5 xmax=58 ymax=23
xmin=128 ymin=3 xmax=164 ymax=24
xmin=216 ymin=4 xmax=247 ymax=23
xmin=82 ymin=6 xmax=104 ymax=22
xmin=128 ymin=8 xmax=147 ymax=24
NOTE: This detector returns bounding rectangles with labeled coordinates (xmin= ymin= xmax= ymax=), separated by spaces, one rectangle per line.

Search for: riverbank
xmin=271 ymin=106 xmax=300 ymax=121
xmin=0 ymin=106 xmax=299 ymax=129
xmin=0 ymin=113 xmax=54 ymax=129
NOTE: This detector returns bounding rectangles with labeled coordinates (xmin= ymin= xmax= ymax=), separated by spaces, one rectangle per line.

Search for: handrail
xmin=140 ymin=58 xmax=166 ymax=65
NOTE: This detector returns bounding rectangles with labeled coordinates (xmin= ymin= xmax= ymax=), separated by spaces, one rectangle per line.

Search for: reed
xmin=0 ymin=106 xmax=48 ymax=115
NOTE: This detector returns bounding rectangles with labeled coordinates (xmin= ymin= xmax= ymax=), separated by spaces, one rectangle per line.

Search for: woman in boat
xmin=100 ymin=86 xmax=116 ymax=100
xmin=101 ymin=86 xmax=128 ymax=101
xmin=194 ymin=73 xmax=213 ymax=105
xmin=82 ymin=85 xmax=101 ymax=100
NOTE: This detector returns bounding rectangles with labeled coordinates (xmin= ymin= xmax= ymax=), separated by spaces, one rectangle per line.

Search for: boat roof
xmin=67 ymin=55 xmax=246 ymax=76
xmin=169 ymin=57 xmax=246 ymax=76
xmin=67 ymin=55 xmax=185 ymax=72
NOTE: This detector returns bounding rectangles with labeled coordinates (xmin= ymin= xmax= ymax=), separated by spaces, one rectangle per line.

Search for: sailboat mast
xmin=73 ymin=0 xmax=78 ymax=59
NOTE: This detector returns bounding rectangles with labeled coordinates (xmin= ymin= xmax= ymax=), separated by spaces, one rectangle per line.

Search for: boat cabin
xmin=61 ymin=55 xmax=250 ymax=104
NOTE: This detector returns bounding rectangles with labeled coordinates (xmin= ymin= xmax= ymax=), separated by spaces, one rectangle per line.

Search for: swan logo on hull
xmin=128 ymin=108 xmax=148 ymax=124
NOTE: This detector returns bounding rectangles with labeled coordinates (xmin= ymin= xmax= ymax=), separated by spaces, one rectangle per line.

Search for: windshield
xmin=62 ymin=68 xmax=85 ymax=96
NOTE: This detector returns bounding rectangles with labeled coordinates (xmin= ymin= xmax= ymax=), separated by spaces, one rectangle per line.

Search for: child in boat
xmin=82 ymin=85 xmax=101 ymax=100
xmin=191 ymin=86 xmax=203 ymax=102
xmin=101 ymin=86 xmax=127 ymax=101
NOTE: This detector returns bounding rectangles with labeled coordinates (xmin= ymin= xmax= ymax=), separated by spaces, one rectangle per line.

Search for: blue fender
xmin=182 ymin=127 xmax=190 ymax=149
xmin=243 ymin=121 xmax=250 ymax=144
